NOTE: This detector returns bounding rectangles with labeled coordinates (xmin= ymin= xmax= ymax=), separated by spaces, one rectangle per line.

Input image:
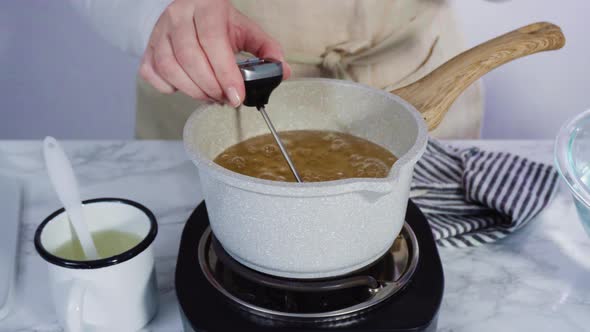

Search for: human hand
xmin=139 ymin=0 xmax=291 ymax=107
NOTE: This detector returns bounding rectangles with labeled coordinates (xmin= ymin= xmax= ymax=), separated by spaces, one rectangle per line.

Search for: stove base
xmin=175 ymin=201 xmax=443 ymax=331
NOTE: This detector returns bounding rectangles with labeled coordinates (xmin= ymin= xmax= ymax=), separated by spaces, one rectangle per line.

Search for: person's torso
xmin=136 ymin=0 xmax=484 ymax=140
xmin=232 ymin=0 xmax=446 ymax=88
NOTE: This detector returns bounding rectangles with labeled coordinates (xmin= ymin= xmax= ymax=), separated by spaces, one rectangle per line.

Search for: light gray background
xmin=1 ymin=0 xmax=588 ymax=139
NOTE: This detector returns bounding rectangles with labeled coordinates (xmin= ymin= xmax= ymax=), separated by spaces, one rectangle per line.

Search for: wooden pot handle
xmin=391 ymin=22 xmax=565 ymax=131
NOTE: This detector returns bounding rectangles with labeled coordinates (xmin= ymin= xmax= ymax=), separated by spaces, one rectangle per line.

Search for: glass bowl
xmin=555 ymin=109 xmax=590 ymax=237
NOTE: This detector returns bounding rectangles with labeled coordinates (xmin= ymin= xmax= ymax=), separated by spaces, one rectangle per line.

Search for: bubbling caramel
xmin=214 ymin=130 xmax=397 ymax=182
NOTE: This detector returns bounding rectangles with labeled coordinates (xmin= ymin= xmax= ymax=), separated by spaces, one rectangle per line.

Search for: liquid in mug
xmin=53 ymin=230 xmax=142 ymax=261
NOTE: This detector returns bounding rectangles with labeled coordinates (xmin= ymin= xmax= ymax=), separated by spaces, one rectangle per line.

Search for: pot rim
xmin=183 ymin=78 xmax=428 ymax=197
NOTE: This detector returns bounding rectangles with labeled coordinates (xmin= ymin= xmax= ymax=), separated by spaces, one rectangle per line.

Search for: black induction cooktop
xmin=175 ymin=201 xmax=444 ymax=332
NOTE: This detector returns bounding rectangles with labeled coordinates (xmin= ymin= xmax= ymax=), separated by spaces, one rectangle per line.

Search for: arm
xmin=70 ymin=0 xmax=173 ymax=57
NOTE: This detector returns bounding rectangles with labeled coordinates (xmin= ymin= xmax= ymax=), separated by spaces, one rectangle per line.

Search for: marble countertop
xmin=0 ymin=140 xmax=588 ymax=332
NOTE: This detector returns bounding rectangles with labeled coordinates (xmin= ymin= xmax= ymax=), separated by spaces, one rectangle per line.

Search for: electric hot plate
xmin=175 ymin=201 xmax=444 ymax=331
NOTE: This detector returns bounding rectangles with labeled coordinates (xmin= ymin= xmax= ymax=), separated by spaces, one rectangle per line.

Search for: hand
xmin=139 ymin=0 xmax=291 ymax=107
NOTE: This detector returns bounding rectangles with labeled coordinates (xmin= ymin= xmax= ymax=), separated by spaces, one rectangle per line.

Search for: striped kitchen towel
xmin=411 ymin=139 xmax=559 ymax=248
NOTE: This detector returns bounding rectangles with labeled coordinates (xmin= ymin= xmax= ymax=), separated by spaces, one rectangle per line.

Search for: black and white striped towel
xmin=411 ymin=139 xmax=559 ymax=248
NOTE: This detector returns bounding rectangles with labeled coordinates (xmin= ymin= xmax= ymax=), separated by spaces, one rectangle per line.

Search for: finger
xmin=139 ymin=46 xmax=176 ymax=94
xmin=152 ymin=35 xmax=208 ymax=100
xmin=194 ymin=6 xmax=244 ymax=107
xmin=170 ymin=21 xmax=224 ymax=102
xmin=234 ymin=12 xmax=292 ymax=79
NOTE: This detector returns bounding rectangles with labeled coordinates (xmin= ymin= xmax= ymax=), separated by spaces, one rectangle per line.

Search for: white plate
xmin=0 ymin=175 xmax=21 ymax=320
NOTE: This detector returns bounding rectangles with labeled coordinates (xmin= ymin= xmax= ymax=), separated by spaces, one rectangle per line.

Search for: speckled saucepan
xmin=183 ymin=22 xmax=564 ymax=279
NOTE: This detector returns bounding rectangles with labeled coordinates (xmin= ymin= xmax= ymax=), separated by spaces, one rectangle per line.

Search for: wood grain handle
xmin=391 ymin=22 xmax=565 ymax=131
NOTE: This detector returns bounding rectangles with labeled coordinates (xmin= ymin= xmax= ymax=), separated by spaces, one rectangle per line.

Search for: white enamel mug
xmin=34 ymin=198 xmax=159 ymax=332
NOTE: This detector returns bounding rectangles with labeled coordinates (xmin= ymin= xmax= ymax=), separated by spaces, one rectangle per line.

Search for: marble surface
xmin=0 ymin=140 xmax=588 ymax=332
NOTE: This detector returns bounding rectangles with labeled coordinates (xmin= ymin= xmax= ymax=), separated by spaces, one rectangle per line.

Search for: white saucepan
xmin=183 ymin=22 xmax=564 ymax=279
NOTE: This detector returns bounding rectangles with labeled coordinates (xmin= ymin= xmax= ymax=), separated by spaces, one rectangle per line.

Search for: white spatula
xmin=43 ymin=137 xmax=99 ymax=260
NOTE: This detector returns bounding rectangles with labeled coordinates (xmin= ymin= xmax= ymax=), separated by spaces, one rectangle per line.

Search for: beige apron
xmin=136 ymin=0 xmax=483 ymax=140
